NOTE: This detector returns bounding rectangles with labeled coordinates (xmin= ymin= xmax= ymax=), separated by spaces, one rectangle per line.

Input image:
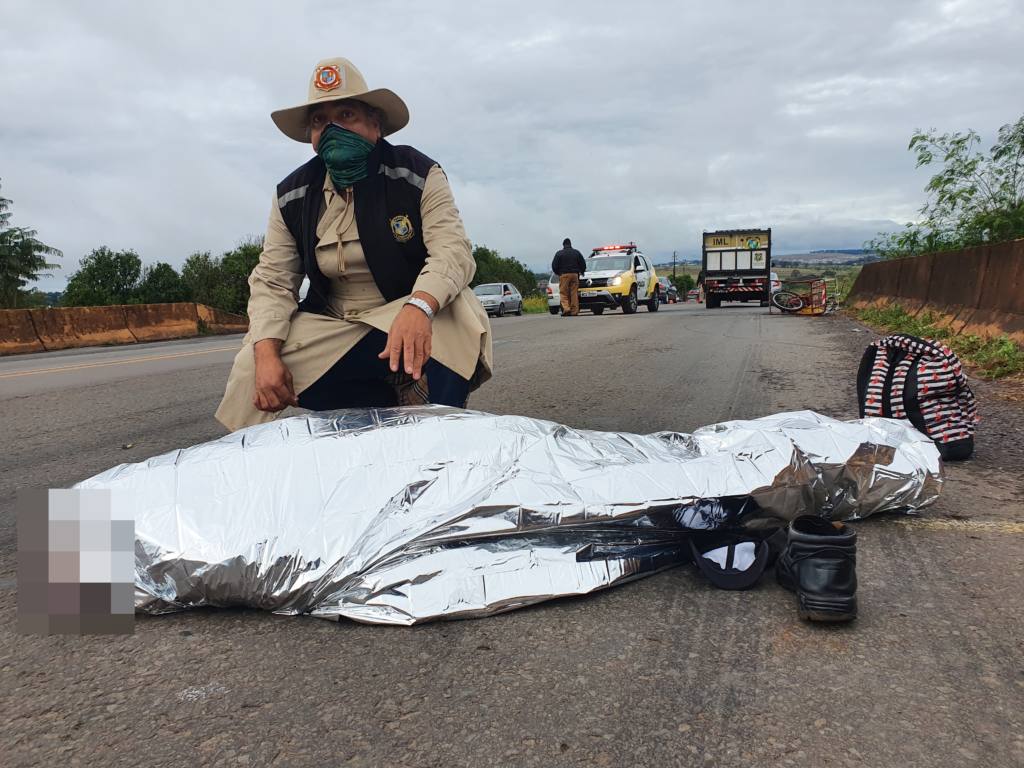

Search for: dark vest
xmin=275 ymin=140 xmax=436 ymax=313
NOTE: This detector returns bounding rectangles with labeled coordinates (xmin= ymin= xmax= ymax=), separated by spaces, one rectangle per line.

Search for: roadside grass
xmin=835 ymin=267 xmax=861 ymax=302
xmin=522 ymin=296 xmax=548 ymax=314
xmin=853 ymin=304 xmax=1024 ymax=379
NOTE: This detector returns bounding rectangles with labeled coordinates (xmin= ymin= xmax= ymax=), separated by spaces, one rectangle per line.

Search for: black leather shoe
xmin=776 ymin=516 xmax=857 ymax=622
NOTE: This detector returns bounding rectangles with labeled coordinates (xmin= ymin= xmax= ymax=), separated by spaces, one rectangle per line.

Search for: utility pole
xmin=672 ymin=251 xmax=677 ymax=278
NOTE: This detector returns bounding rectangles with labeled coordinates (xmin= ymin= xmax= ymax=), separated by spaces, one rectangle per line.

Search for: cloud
xmin=890 ymin=0 xmax=1016 ymax=47
xmin=1 ymin=0 xmax=1021 ymax=288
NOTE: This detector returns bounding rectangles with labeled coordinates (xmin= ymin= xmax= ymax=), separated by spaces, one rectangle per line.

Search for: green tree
xmin=869 ymin=114 xmax=1024 ymax=259
xmin=181 ymin=251 xmax=233 ymax=311
xmin=0 ymin=181 xmax=61 ymax=308
xmin=670 ymin=274 xmax=695 ymax=293
xmin=471 ymin=244 xmax=538 ymax=296
xmin=136 ymin=262 xmax=188 ymax=304
xmin=62 ymin=247 xmax=142 ymax=306
xmin=218 ymin=237 xmax=263 ymax=313
xmin=180 ymin=237 xmax=263 ymax=314
xmin=13 ymin=288 xmax=52 ymax=308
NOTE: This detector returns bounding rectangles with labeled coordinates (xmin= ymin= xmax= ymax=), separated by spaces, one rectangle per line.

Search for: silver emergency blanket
xmin=75 ymin=407 xmax=942 ymax=625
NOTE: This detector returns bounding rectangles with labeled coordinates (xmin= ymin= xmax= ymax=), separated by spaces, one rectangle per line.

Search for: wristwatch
xmin=405 ymin=296 xmax=435 ymax=320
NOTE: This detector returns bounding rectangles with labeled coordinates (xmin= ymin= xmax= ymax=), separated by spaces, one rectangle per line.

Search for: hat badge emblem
xmin=314 ymin=65 xmax=342 ymax=91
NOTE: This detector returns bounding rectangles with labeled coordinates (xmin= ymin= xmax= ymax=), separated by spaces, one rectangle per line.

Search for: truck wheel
xmin=706 ymin=296 xmax=720 ymax=309
xmin=592 ymin=306 xmax=605 ymax=315
xmin=549 ymin=307 xmax=559 ymax=315
xmin=622 ymin=287 xmax=638 ymax=314
xmin=646 ymin=290 xmax=660 ymax=311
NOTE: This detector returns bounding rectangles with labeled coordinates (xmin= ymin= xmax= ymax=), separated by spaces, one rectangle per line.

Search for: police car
xmin=578 ymin=243 xmax=660 ymax=314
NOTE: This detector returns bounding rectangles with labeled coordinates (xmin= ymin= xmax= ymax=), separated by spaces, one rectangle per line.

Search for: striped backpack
xmin=857 ymin=333 xmax=978 ymax=461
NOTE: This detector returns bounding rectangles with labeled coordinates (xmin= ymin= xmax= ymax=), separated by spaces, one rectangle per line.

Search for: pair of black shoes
xmin=776 ymin=516 xmax=857 ymax=622
xmin=689 ymin=515 xmax=857 ymax=622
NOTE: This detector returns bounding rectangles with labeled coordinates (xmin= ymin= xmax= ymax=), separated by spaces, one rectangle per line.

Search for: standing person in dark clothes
xmin=551 ymin=238 xmax=587 ymax=316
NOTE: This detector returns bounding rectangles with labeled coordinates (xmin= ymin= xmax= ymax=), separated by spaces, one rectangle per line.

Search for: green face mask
xmin=316 ymin=123 xmax=376 ymax=190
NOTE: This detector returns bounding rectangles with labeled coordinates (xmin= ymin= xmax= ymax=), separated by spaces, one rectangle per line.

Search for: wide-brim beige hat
xmin=271 ymin=57 xmax=409 ymax=143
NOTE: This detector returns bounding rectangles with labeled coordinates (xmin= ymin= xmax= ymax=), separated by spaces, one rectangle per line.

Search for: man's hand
xmin=379 ymin=291 xmax=438 ymax=380
xmin=253 ymin=339 xmax=299 ymax=412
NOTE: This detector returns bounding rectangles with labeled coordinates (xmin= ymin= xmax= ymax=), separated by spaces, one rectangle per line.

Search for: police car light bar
xmin=593 ymin=242 xmax=636 ymax=252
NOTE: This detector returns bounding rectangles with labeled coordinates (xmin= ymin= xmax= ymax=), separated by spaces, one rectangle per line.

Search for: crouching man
xmin=216 ymin=56 xmax=492 ymax=430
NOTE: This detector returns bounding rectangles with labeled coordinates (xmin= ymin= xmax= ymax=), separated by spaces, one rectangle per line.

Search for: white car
xmin=546 ymin=273 xmax=561 ymax=314
xmin=473 ymin=282 xmax=523 ymax=317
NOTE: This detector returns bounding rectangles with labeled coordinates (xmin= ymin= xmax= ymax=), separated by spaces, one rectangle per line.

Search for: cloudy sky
xmin=3 ymin=0 xmax=1022 ymax=290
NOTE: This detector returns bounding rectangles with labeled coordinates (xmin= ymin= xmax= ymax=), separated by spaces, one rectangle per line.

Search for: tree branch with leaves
xmin=868 ymin=114 xmax=1024 ymax=259
xmin=0 ymin=180 xmax=61 ymax=308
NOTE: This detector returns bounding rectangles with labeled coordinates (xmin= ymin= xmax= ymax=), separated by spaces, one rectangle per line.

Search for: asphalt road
xmin=0 ymin=335 xmax=245 ymax=399
xmin=1 ymin=303 xmax=1022 ymax=767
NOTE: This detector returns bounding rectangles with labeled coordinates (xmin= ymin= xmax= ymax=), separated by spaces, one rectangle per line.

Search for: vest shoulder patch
xmin=380 ymin=144 xmax=437 ymax=191
xmin=277 ymin=185 xmax=308 ymax=208
xmin=379 ymin=165 xmax=426 ymax=190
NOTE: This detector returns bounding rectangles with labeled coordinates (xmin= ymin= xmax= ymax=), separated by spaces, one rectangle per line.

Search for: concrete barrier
xmin=925 ymin=303 xmax=976 ymax=335
xmin=125 ymin=303 xmax=200 ymax=342
xmin=848 ymin=259 xmax=899 ymax=299
xmin=895 ymin=252 xmax=934 ymax=309
xmin=26 ymin=308 xmax=76 ymax=351
xmin=977 ymin=239 xmax=1024 ymax=314
xmin=29 ymin=306 xmax=135 ymax=350
xmin=0 ymin=309 xmax=45 ymax=355
xmin=70 ymin=306 xmax=136 ymax=347
xmin=928 ymin=248 xmax=987 ymax=309
xmin=960 ymin=308 xmax=1024 ymax=345
xmin=2 ymin=302 xmax=249 ymax=356
xmin=847 ymin=238 xmax=1024 ymax=345
xmin=196 ymin=304 xmax=249 ymax=334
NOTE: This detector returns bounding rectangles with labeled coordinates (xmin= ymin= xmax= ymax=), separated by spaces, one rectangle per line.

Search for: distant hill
xmin=773 ymin=250 xmax=878 ymax=265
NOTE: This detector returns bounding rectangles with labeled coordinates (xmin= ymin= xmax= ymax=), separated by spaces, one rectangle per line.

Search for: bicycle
xmin=771 ymin=290 xmax=804 ymax=313
xmin=770 ymin=277 xmax=840 ymax=315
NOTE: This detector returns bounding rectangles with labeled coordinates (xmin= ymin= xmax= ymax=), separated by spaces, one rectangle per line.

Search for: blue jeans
xmin=297 ymin=329 xmax=470 ymax=410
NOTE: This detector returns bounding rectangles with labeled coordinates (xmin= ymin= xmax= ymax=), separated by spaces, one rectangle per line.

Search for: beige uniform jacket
xmin=215 ymin=164 xmax=492 ymax=432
